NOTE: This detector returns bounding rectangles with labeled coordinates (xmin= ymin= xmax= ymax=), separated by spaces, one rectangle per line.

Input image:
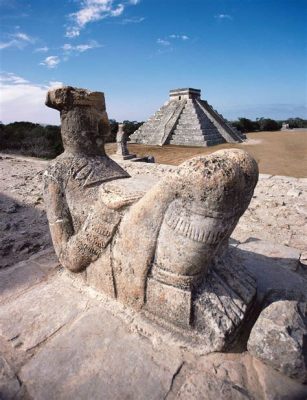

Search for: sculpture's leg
xmin=112 ymin=149 xmax=258 ymax=315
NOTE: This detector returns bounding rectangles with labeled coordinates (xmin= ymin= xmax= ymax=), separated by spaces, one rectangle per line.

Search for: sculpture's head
xmin=46 ymin=86 xmax=110 ymax=156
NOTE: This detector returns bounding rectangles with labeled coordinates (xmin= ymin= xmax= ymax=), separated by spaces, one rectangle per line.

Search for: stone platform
xmin=1 ymin=240 xmax=307 ymax=399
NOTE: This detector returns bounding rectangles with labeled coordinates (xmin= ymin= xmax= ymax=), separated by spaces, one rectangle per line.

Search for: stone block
xmin=145 ymin=277 xmax=192 ymax=328
xmin=238 ymin=238 xmax=300 ymax=272
xmin=175 ymin=371 xmax=252 ymax=400
xmin=234 ymin=243 xmax=306 ymax=304
xmin=0 ymin=249 xmax=58 ymax=304
xmin=19 ymin=308 xmax=182 ymax=400
xmin=0 ymin=275 xmax=89 ymax=351
xmin=0 ymin=356 xmax=21 ymax=400
xmin=248 ymin=300 xmax=307 ymax=383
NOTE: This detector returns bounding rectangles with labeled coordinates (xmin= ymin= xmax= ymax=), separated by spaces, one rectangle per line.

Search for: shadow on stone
xmin=0 ymin=192 xmax=51 ymax=269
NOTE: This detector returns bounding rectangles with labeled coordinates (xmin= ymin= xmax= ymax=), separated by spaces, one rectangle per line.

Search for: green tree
xmin=231 ymin=118 xmax=259 ymax=133
xmin=123 ymin=120 xmax=144 ymax=137
xmin=257 ymin=118 xmax=281 ymax=131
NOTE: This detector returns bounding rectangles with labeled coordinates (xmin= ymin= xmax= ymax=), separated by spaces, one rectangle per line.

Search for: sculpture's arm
xmin=44 ymin=178 xmax=120 ymax=272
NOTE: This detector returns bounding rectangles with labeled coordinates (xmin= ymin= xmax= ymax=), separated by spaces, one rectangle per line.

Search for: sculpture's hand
xmin=44 ymin=177 xmax=121 ymax=272
xmin=59 ymin=199 xmax=121 ymax=272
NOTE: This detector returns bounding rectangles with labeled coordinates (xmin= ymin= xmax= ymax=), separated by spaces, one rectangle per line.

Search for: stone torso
xmin=45 ymin=153 xmax=129 ymax=232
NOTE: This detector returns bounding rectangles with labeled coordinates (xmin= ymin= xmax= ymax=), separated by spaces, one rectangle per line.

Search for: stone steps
xmin=171 ymin=131 xmax=223 ymax=141
xmin=172 ymin=128 xmax=221 ymax=138
xmin=170 ymin=99 xmax=226 ymax=146
xmin=169 ymin=137 xmax=225 ymax=147
xmin=131 ymin=95 xmax=244 ymax=146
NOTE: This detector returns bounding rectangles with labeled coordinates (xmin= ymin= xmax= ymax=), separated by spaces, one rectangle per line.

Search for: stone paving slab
xmin=1 ymin=247 xmax=307 ymax=399
xmin=0 ymin=248 xmax=58 ymax=304
xmin=19 ymin=307 xmax=183 ymax=400
xmin=175 ymin=371 xmax=251 ymax=400
xmin=238 ymin=238 xmax=301 ymax=271
xmin=0 ymin=356 xmax=21 ymax=400
xmin=168 ymin=353 xmax=307 ymax=400
xmin=0 ymin=275 xmax=90 ymax=351
xmin=236 ymin=241 xmax=307 ymax=304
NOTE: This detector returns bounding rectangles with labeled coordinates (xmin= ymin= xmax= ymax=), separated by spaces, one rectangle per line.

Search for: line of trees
xmin=0 ymin=120 xmax=143 ymax=159
xmin=230 ymin=117 xmax=307 ymax=133
xmin=0 ymin=117 xmax=306 ymax=159
xmin=0 ymin=122 xmax=63 ymax=159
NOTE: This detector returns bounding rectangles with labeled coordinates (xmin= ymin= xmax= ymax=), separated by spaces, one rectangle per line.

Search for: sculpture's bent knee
xmin=112 ymin=148 xmax=259 ymax=310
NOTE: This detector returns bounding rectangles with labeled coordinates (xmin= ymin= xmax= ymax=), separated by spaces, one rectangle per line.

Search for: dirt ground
xmin=105 ymin=130 xmax=307 ymax=178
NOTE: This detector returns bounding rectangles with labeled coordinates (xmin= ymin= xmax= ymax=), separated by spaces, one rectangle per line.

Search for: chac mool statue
xmin=44 ymin=86 xmax=259 ymax=352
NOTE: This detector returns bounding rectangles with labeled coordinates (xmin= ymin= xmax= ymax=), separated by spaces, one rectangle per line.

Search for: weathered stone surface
xmin=44 ymin=86 xmax=260 ymax=353
xmin=44 ymin=87 xmax=258 ymax=352
xmin=0 ymin=248 xmax=58 ymax=304
xmin=238 ymin=238 xmax=301 ymax=272
xmin=248 ymin=300 xmax=307 ymax=383
xmin=172 ymin=352 xmax=307 ymax=400
xmin=19 ymin=308 xmax=182 ymax=400
xmin=44 ymin=86 xmax=129 ymax=273
xmin=113 ymin=149 xmax=258 ymax=309
xmin=232 ymin=175 xmax=307 ymax=253
xmin=300 ymin=251 xmax=307 ymax=267
xmin=115 ymin=122 xmax=136 ymax=160
xmin=1 ymin=253 xmax=307 ymax=400
xmin=0 ymin=275 xmax=89 ymax=351
xmin=175 ymin=372 xmax=252 ymax=399
xmin=235 ymin=242 xmax=307 ymax=306
xmin=0 ymin=356 xmax=21 ymax=400
xmin=251 ymin=357 xmax=307 ymax=400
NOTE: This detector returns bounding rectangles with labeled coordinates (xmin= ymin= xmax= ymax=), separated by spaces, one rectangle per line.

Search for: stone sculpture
xmin=116 ymin=123 xmax=136 ymax=160
xmin=44 ymin=86 xmax=259 ymax=353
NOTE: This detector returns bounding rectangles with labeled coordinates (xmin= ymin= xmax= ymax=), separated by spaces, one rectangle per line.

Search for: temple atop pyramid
xmin=130 ymin=88 xmax=245 ymax=146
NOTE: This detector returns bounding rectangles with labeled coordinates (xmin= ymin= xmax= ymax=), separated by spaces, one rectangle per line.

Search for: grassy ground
xmin=105 ymin=130 xmax=307 ymax=178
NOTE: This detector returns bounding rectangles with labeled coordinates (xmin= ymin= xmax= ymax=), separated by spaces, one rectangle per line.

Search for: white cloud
xmin=156 ymin=34 xmax=189 ymax=48
xmin=0 ymin=72 xmax=29 ymax=84
xmin=120 ymin=16 xmax=145 ymax=24
xmin=157 ymin=38 xmax=170 ymax=46
xmin=66 ymin=28 xmax=80 ymax=38
xmin=0 ymin=31 xmax=35 ymax=50
xmin=13 ymin=32 xmax=32 ymax=42
xmin=34 ymin=46 xmax=49 ymax=53
xmin=66 ymin=0 xmax=139 ymax=37
xmin=215 ymin=14 xmax=233 ymax=20
xmin=0 ymin=72 xmax=62 ymax=124
xmin=111 ymin=3 xmax=124 ymax=16
xmin=62 ymin=40 xmax=101 ymax=53
xmin=40 ymin=55 xmax=60 ymax=69
xmin=169 ymin=34 xmax=189 ymax=40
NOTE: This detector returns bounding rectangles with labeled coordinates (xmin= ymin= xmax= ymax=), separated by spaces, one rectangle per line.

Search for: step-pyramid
xmin=130 ymin=88 xmax=245 ymax=146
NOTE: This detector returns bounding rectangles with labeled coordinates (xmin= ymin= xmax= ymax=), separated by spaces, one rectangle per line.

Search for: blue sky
xmin=0 ymin=0 xmax=306 ymax=124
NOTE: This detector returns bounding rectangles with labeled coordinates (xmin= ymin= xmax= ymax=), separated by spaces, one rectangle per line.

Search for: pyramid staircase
xmin=169 ymin=99 xmax=225 ymax=146
xmin=130 ymin=88 xmax=245 ymax=147
xmin=130 ymin=100 xmax=186 ymax=145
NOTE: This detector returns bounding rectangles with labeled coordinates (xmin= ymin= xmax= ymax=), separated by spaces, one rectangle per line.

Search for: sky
xmin=0 ymin=0 xmax=306 ymax=125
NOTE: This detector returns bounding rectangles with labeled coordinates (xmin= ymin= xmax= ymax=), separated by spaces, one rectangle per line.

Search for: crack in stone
xmin=164 ymin=362 xmax=184 ymax=400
